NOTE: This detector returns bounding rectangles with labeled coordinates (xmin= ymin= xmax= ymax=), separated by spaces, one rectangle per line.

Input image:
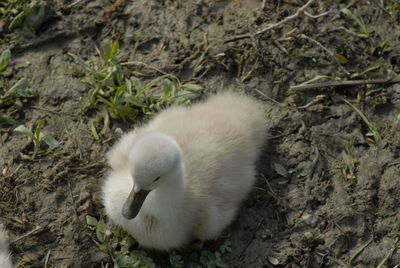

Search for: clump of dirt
xmin=1 ymin=0 xmax=399 ymax=267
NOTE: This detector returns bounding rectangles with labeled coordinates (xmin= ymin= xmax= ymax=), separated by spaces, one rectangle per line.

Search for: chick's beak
xmin=122 ymin=188 xmax=150 ymax=219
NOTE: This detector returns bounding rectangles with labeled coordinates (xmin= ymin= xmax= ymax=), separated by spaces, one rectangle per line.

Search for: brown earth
xmin=1 ymin=0 xmax=399 ymax=267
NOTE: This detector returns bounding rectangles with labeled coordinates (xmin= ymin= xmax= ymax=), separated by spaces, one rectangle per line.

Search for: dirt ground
xmin=1 ymin=0 xmax=400 ymax=267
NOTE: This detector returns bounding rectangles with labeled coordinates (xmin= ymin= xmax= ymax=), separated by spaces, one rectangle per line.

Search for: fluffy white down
xmin=102 ymin=92 xmax=267 ymax=250
xmin=0 ymin=225 xmax=13 ymax=268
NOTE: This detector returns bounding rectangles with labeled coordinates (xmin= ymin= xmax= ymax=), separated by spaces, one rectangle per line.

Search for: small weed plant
xmin=0 ymin=48 xmax=11 ymax=76
xmin=199 ymin=239 xmax=231 ymax=268
xmin=86 ymin=215 xmax=155 ymax=268
xmin=340 ymin=7 xmax=371 ymax=37
xmin=14 ymin=119 xmax=59 ymax=159
xmin=1 ymin=48 xmax=37 ymax=126
xmin=1 ymin=82 xmax=37 ymax=127
xmin=1 ymin=78 xmax=37 ymax=107
xmin=1 ymin=0 xmax=46 ymax=42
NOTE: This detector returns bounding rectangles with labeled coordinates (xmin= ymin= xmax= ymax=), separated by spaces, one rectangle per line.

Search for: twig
xmin=273 ymin=39 xmax=288 ymax=54
xmin=387 ymin=160 xmax=400 ymax=167
xmin=376 ymin=237 xmax=399 ymax=268
xmin=240 ymin=218 xmax=264 ymax=256
xmin=290 ymin=77 xmax=400 ymax=91
xmin=225 ymin=0 xmax=317 ymax=43
xmin=44 ymin=250 xmax=51 ymax=268
xmin=94 ymin=45 xmax=101 ymax=58
xmin=254 ymin=0 xmax=317 ymax=35
xmin=66 ymin=0 xmax=84 ymax=9
xmin=262 ymin=174 xmax=276 ymax=196
xmin=315 ymin=251 xmax=353 ymax=268
xmin=261 ymin=173 xmax=280 ymax=200
xmin=371 ymin=0 xmax=390 ymax=15
xmin=13 ymin=225 xmax=44 ymax=243
xmin=260 ymin=0 xmax=266 ymax=10
xmin=254 ymin=88 xmax=282 ymax=106
xmin=297 ymin=95 xmax=326 ymax=109
xmin=282 ymin=28 xmax=298 ymax=38
xmin=120 ymin=61 xmax=169 ymax=76
xmin=326 ymin=256 xmax=353 ymax=268
xmin=4 ymin=163 xmax=23 ymax=178
xmin=88 ymin=233 xmax=103 ymax=250
xmin=304 ymin=10 xmax=330 ymax=18
xmin=334 ymin=26 xmax=367 ymax=38
xmin=300 ymin=34 xmax=350 ymax=76
xmin=67 ymin=179 xmax=78 ymax=217
xmin=69 ymin=162 xmax=105 ymax=172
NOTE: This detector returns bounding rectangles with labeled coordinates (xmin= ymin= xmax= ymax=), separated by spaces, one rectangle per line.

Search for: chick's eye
xmin=154 ymin=176 xmax=160 ymax=182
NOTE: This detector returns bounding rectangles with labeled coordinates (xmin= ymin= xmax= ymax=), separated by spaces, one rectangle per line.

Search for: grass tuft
xmin=340 ymin=8 xmax=371 ymax=37
xmin=69 ymin=40 xmax=202 ymax=139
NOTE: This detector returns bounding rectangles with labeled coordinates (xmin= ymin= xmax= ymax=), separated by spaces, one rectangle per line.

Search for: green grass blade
xmin=0 ymin=112 xmax=15 ymax=125
xmin=42 ymin=135 xmax=59 ymax=150
xmin=6 ymin=78 xmax=36 ymax=98
xmin=14 ymin=124 xmax=35 ymax=139
xmin=134 ymin=74 xmax=169 ymax=98
xmin=0 ymin=49 xmax=11 ymax=72
xmin=343 ymin=99 xmax=381 ymax=142
xmin=68 ymin=53 xmax=95 ymax=74
xmin=348 ymin=238 xmax=373 ymax=264
xmin=8 ymin=5 xmax=36 ymax=31
xmin=35 ymin=119 xmax=45 ymax=140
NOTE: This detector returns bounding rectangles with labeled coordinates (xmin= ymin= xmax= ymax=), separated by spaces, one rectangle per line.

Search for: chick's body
xmin=0 ymin=225 xmax=13 ymax=268
xmin=103 ymin=92 xmax=267 ymax=250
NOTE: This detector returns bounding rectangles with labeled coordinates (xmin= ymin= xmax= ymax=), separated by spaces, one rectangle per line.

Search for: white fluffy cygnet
xmin=102 ymin=92 xmax=267 ymax=250
xmin=0 ymin=224 xmax=13 ymax=268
